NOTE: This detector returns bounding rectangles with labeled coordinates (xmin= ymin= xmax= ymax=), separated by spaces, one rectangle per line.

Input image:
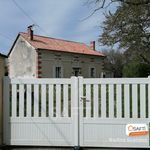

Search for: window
xmin=90 ymin=67 xmax=96 ymax=78
xmin=55 ymin=67 xmax=62 ymax=78
xmin=73 ymin=68 xmax=80 ymax=77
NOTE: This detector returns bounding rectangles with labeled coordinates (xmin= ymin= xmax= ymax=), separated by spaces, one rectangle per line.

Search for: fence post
xmin=71 ymin=76 xmax=79 ymax=147
xmin=3 ymin=77 xmax=10 ymax=145
xmin=148 ymin=76 xmax=150 ymax=118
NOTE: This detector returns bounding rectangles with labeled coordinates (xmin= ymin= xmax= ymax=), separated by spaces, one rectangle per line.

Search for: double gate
xmin=3 ymin=77 xmax=150 ymax=148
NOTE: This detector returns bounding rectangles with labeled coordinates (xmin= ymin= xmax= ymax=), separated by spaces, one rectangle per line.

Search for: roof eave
xmin=0 ymin=53 xmax=7 ymax=58
xmin=8 ymin=33 xmax=21 ymax=57
xmin=36 ymin=48 xmax=105 ymax=57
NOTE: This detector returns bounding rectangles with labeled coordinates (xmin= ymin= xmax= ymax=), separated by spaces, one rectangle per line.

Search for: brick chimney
xmin=90 ymin=41 xmax=95 ymax=50
xmin=27 ymin=25 xmax=34 ymax=40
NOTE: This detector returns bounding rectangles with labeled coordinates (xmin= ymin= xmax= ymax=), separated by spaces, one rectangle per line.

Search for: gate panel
xmin=3 ymin=76 xmax=150 ymax=148
xmin=3 ymin=77 xmax=78 ymax=146
xmin=79 ymin=77 xmax=150 ymax=148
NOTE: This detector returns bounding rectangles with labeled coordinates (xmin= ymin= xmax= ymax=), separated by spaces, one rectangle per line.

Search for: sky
xmin=0 ymin=0 xmax=115 ymax=55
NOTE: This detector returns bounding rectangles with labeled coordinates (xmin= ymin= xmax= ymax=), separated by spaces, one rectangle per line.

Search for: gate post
xmin=78 ymin=76 xmax=83 ymax=147
xmin=148 ymin=76 xmax=150 ymax=118
xmin=71 ymin=77 xmax=79 ymax=147
xmin=3 ymin=77 xmax=10 ymax=145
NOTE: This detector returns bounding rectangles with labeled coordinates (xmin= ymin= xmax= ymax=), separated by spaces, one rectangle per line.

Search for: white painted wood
xmin=71 ymin=77 xmax=79 ymax=146
xmin=56 ymin=84 xmax=61 ymax=117
xmin=12 ymin=84 xmax=17 ymax=117
xmin=34 ymin=84 xmax=39 ymax=117
xmin=48 ymin=84 xmax=54 ymax=117
xmin=19 ymin=84 xmax=24 ymax=117
xmin=26 ymin=84 xmax=31 ymax=117
xmin=41 ymin=84 xmax=46 ymax=117
xmin=109 ymin=84 xmax=114 ymax=118
xmin=124 ymin=84 xmax=130 ymax=118
xmin=101 ymin=84 xmax=106 ymax=118
xmin=63 ymin=84 xmax=68 ymax=117
xmin=132 ymin=84 xmax=138 ymax=118
xmin=93 ymin=84 xmax=98 ymax=118
xmin=86 ymin=84 xmax=91 ymax=118
xmin=140 ymin=84 xmax=146 ymax=118
xmin=116 ymin=84 xmax=122 ymax=118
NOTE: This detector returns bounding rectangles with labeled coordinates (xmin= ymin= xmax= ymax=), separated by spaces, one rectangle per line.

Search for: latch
xmin=80 ymin=96 xmax=90 ymax=102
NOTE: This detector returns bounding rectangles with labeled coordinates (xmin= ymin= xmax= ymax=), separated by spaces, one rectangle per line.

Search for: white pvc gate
xmin=79 ymin=77 xmax=150 ymax=148
xmin=3 ymin=77 xmax=79 ymax=146
xmin=3 ymin=77 xmax=150 ymax=148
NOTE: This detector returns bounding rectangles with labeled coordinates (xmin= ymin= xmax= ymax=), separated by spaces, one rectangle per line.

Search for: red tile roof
xmin=20 ymin=32 xmax=104 ymax=57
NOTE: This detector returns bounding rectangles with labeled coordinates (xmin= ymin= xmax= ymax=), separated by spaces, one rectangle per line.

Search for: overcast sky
xmin=0 ymin=0 xmax=115 ymax=54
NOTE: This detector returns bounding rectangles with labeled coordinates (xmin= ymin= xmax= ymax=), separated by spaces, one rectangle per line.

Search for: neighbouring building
xmin=8 ymin=26 xmax=105 ymax=78
xmin=0 ymin=53 xmax=7 ymax=144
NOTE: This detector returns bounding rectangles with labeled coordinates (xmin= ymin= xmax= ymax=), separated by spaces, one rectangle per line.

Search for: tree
xmin=87 ymin=0 xmax=150 ymax=9
xmin=102 ymin=49 xmax=124 ymax=77
xmin=123 ymin=60 xmax=150 ymax=77
xmin=99 ymin=0 xmax=150 ymax=65
xmin=87 ymin=0 xmax=150 ymax=77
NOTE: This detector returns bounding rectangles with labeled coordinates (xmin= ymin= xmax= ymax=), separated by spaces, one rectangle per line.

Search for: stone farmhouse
xmin=8 ymin=26 xmax=105 ymax=78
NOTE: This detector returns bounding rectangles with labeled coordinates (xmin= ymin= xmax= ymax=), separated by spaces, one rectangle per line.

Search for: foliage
xmin=87 ymin=0 xmax=150 ymax=77
xmin=102 ymin=49 xmax=124 ymax=77
xmin=123 ymin=60 xmax=150 ymax=77
xmin=99 ymin=0 xmax=150 ymax=64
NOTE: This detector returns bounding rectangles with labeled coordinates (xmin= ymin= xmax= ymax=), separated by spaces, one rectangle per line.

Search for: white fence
xmin=3 ymin=77 xmax=150 ymax=148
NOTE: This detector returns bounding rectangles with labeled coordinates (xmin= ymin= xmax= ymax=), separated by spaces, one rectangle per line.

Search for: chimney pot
xmin=90 ymin=41 xmax=95 ymax=50
xmin=27 ymin=25 xmax=34 ymax=40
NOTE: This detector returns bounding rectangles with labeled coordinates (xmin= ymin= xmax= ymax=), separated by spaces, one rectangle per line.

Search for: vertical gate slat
xmin=124 ymin=84 xmax=130 ymax=118
xmin=101 ymin=84 xmax=106 ymax=118
xmin=26 ymin=84 xmax=31 ymax=117
xmin=140 ymin=84 xmax=146 ymax=118
xmin=56 ymin=84 xmax=61 ymax=117
xmin=41 ymin=84 xmax=46 ymax=117
xmin=109 ymin=84 xmax=114 ymax=118
xmin=12 ymin=84 xmax=17 ymax=117
xmin=34 ymin=84 xmax=39 ymax=117
xmin=19 ymin=84 xmax=24 ymax=117
xmin=49 ymin=84 xmax=54 ymax=117
xmin=63 ymin=84 xmax=68 ymax=117
xmin=116 ymin=84 xmax=122 ymax=118
xmin=93 ymin=84 xmax=98 ymax=118
xmin=132 ymin=84 xmax=138 ymax=118
xmin=86 ymin=84 xmax=91 ymax=118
